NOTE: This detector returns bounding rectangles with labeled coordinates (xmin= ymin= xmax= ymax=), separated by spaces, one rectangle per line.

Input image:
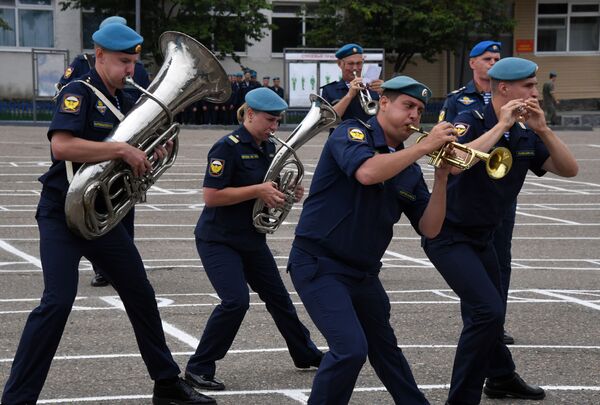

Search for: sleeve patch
xmin=438 ymin=109 xmax=446 ymax=123
xmin=454 ymin=123 xmax=470 ymax=137
xmin=208 ymin=158 xmax=225 ymax=177
xmin=63 ymin=66 xmax=74 ymax=79
xmin=347 ymin=128 xmax=366 ymax=142
xmin=59 ymin=94 xmax=82 ymax=114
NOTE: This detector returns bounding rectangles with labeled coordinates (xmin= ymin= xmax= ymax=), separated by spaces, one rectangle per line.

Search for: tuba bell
xmin=252 ymin=94 xmax=339 ymax=233
xmin=65 ymin=31 xmax=231 ymax=239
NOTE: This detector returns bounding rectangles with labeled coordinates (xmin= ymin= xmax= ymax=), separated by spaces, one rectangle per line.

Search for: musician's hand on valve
xmin=258 ymin=181 xmax=286 ymax=208
xmin=121 ymin=143 xmax=151 ymax=177
xmin=151 ymin=140 xmax=173 ymax=164
xmin=499 ymin=99 xmax=525 ymax=130
xmin=420 ymin=122 xmax=457 ymax=152
xmin=348 ymin=76 xmax=363 ymax=98
xmin=523 ymin=98 xmax=546 ymax=132
xmin=294 ymin=184 xmax=305 ymax=203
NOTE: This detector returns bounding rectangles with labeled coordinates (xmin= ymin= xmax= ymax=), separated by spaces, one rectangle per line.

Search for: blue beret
xmin=235 ymin=72 xmax=243 ymax=77
xmin=335 ymin=43 xmax=363 ymax=59
xmin=488 ymin=57 xmax=538 ymax=81
xmin=469 ymin=40 xmax=502 ymax=57
xmin=245 ymin=87 xmax=288 ymax=116
xmin=93 ymin=23 xmax=143 ymax=54
xmin=381 ymin=76 xmax=432 ymax=104
xmin=250 ymin=71 xmax=257 ymax=78
xmin=99 ymin=16 xmax=127 ymax=29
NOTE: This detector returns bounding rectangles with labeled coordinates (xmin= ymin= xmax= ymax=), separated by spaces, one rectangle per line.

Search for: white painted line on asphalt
xmin=516 ymin=211 xmax=580 ymax=225
xmin=0 ymin=239 xmax=41 ymax=268
xmin=100 ymin=296 xmax=199 ymax=349
xmin=3 ymin=344 xmax=600 ymax=364
xmin=384 ymin=250 xmax=432 ymax=266
xmin=533 ymin=289 xmax=600 ymax=311
xmin=31 ymin=384 xmax=600 ymax=403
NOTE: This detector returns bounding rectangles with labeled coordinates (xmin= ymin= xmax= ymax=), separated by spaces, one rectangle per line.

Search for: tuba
xmin=65 ymin=31 xmax=231 ymax=239
xmin=252 ymin=94 xmax=339 ymax=233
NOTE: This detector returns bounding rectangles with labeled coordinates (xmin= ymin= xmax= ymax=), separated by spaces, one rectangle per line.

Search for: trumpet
xmin=409 ymin=125 xmax=512 ymax=179
xmin=353 ymin=71 xmax=378 ymax=115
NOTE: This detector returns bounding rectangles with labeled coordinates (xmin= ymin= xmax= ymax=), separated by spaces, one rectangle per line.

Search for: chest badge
xmin=458 ymin=96 xmax=476 ymax=106
xmin=96 ymin=100 xmax=107 ymax=115
xmin=348 ymin=128 xmax=366 ymax=142
xmin=209 ymin=158 xmax=225 ymax=177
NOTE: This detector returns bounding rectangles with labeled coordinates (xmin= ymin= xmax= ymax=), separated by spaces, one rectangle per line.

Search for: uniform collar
xmin=235 ymin=124 xmax=271 ymax=152
xmin=464 ymin=80 xmax=479 ymax=94
xmin=88 ymin=69 xmax=123 ymax=100
xmin=367 ymin=117 xmax=392 ymax=150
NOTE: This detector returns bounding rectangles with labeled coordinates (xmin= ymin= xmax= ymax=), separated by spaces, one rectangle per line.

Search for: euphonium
xmin=252 ymin=94 xmax=339 ymax=233
xmin=409 ymin=125 xmax=513 ymax=179
xmin=353 ymin=71 xmax=378 ymax=115
xmin=65 ymin=31 xmax=231 ymax=239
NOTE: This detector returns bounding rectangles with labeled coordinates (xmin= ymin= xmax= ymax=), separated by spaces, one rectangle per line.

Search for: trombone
xmin=353 ymin=71 xmax=378 ymax=115
xmin=409 ymin=125 xmax=513 ymax=179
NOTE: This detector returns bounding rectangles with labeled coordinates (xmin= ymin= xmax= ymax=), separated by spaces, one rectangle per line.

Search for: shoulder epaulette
xmin=448 ymin=86 xmax=466 ymax=96
xmin=356 ymin=118 xmax=372 ymax=130
xmin=227 ymin=134 xmax=240 ymax=144
xmin=472 ymin=110 xmax=484 ymax=120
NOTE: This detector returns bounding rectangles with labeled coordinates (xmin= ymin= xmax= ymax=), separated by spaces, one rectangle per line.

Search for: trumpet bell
xmin=486 ymin=147 xmax=513 ymax=179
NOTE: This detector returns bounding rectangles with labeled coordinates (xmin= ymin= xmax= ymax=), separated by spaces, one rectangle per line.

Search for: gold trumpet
xmin=409 ymin=125 xmax=513 ymax=179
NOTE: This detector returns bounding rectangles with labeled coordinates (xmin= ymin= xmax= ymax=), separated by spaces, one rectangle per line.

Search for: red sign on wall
xmin=516 ymin=39 xmax=534 ymax=53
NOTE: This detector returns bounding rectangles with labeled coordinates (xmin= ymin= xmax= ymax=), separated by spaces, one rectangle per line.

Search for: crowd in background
xmin=176 ymin=69 xmax=286 ymax=125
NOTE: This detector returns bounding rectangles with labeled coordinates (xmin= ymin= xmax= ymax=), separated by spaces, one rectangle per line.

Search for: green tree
xmin=0 ymin=18 xmax=11 ymax=31
xmin=59 ymin=0 xmax=272 ymax=65
xmin=305 ymin=0 xmax=514 ymax=73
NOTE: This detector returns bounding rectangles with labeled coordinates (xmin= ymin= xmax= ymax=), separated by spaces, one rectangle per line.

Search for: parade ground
xmin=0 ymin=124 xmax=599 ymax=404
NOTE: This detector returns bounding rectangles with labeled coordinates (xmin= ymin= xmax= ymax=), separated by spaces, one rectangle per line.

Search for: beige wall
xmin=514 ymin=0 xmax=600 ymax=100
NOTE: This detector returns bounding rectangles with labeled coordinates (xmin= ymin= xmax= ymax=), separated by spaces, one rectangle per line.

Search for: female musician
xmin=184 ymin=87 xmax=323 ymax=391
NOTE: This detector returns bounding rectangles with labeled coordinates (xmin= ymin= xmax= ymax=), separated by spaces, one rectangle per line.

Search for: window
xmin=0 ymin=0 xmax=53 ymax=47
xmin=537 ymin=1 xmax=600 ymax=52
xmin=271 ymin=3 xmax=316 ymax=53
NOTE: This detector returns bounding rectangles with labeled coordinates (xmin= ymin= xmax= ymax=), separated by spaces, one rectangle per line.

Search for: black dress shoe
xmin=153 ymin=377 xmax=216 ymax=404
xmin=484 ymin=372 xmax=545 ymax=400
xmin=90 ymin=273 xmax=109 ymax=287
xmin=503 ymin=330 xmax=515 ymax=345
xmin=294 ymin=351 xmax=324 ymax=369
xmin=185 ymin=370 xmax=225 ymax=391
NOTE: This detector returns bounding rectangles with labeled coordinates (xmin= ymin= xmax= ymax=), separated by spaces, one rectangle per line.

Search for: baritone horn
xmin=252 ymin=94 xmax=339 ymax=233
xmin=353 ymin=71 xmax=378 ymax=115
xmin=409 ymin=125 xmax=513 ymax=179
xmin=64 ymin=31 xmax=231 ymax=239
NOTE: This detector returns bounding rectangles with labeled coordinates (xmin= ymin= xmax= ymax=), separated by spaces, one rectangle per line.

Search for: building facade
xmin=1 ymin=0 xmax=598 ymax=102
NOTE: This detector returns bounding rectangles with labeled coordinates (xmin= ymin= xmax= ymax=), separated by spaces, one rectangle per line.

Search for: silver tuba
xmin=252 ymin=94 xmax=339 ymax=234
xmin=65 ymin=31 xmax=231 ymax=239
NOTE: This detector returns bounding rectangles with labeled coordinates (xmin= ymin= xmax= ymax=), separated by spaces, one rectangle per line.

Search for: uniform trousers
xmin=186 ymin=239 xmax=320 ymax=377
xmin=92 ymin=207 xmax=134 ymax=277
xmin=1 ymin=195 xmax=180 ymax=405
xmin=288 ymin=246 xmax=429 ymax=405
xmin=493 ymin=200 xmax=517 ymax=311
xmin=423 ymin=231 xmax=516 ymax=405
